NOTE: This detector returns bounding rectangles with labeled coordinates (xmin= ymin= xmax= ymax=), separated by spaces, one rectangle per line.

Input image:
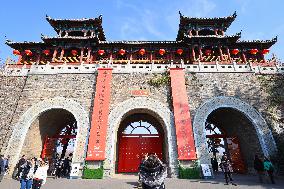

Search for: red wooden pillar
xmin=60 ymin=48 xmax=65 ymax=61
xmin=191 ymin=47 xmax=195 ymax=62
xmin=17 ymin=55 xmax=22 ymax=65
xmin=170 ymin=68 xmax=197 ymax=160
xmin=198 ymin=46 xmax=203 ymax=60
xmin=226 ymin=47 xmax=232 ymax=62
xmin=219 ymin=47 xmax=224 ymax=61
xmin=36 ymin=54 xmax=41 ymax=65
xmin=241 ymin=52 xmax=247 ymax=63
xmin=87 ymin=48 xmax=91 ymax=63
xmin=80 ymin=48 xmax=84 ymax=63
xmin=52 ymin=48 xmax=58 ymax=62
xmin=86 ymin=68 xmax=113 ymax=160
xmin=214 ymin=29 xmax=218 ymax=36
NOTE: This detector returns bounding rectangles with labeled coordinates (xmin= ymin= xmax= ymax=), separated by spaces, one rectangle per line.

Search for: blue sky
xmin=0 ymin=0 xmax=283 ymax=64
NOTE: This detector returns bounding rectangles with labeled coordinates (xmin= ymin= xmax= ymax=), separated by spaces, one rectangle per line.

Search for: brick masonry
xmin=0 ymin=73 xmax=26 ymax=155
xmin=1 ymin=73 xmax=96 ymax=175
xmin=0 ymin=71 xmax=283 ymax=177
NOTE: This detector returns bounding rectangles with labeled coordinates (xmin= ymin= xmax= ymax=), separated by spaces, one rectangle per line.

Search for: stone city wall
xmin=0 ymin=74 xmax=26 ymax=154
xmin=1 ymin=70 xmax=283 ymax=174
xmin=185 ymin=72 xmax=283 ymax=141
xmin=0 ymin=73 xmax=97 ymax=156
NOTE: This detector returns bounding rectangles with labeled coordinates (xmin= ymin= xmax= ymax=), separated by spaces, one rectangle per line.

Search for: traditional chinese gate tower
xmin=2 ymin=12 xmax=281 ymax=178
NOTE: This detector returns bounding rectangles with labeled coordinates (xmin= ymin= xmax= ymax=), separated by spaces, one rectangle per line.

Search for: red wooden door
xmin=118 ymin=134 xmax=163 ymax=173
xmin=41 ymin=137 xmax=56 ymax=159
xmin=227 ymin=137 xmax=247 ymax=173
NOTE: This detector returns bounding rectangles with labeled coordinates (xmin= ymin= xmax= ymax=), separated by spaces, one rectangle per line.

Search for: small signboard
xmin=201 ymin=164 xmax=212 ymax=178
xmin=70 ymin=163 xmax=80 ymax=179
xmin=130 ymin=87 xmax=149 ymax=97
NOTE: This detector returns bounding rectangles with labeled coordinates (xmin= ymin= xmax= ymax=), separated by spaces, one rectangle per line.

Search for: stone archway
xmin=5 ymin=97 xmax=90 ymax=174
xmin=105 ymin=97 xmax=178 ymax=177
xmin=193 ymin=96 xmax=277 ymax=166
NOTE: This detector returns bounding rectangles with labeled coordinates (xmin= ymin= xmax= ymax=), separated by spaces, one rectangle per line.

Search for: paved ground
xmin=0 ymin=173 xmax=283 ymax=189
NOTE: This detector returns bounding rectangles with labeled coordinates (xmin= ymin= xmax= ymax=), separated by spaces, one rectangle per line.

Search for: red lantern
xmin=159 ymin=49 xmax=166 ymax=55
xmin=262 ymin=49 xmax=270 ymax=55
xmin=25 ymin=50 xmax=33 ymax=56
xmin=119 ymin=49 xmax=126 ymax=56
xmin=139 ymin=49 xmax=146 ymax=55
xmin=13 ymin=50 xmax=21 ymax=55
xmin=176 ymin=49 xmax=183 ymax=55
xmin=43 ymin=49 xmax=50 ymax=56
xmin=250 ymin=49 xmax=258 ymax=55
xmin=98 ymin=49 xmax=105 ymax=56
xmin=71 ymin=50 xmax=78 ymax=56
xmin=205 ymin=49 xmax=212 ymax=56
xmin=231 ymin=49 xmax=239 ymax=55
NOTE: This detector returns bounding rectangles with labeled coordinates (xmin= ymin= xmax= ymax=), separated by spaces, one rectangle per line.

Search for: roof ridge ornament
xmin=178 ymin=11 xmax=184 ymax=19
xmin=46 ymin=14 xmax=51 ymax=20
xmin=232 ymin=11 xmax=237 ymax=19
xmin=272 ymin=36 xmax=278 ymax=42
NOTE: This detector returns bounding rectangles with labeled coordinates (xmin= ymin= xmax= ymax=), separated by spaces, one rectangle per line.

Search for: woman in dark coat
xmin=254 ymin=154 xmax=264 ymax=183
xmin=139 ymin=154 xmax=167 ymax=189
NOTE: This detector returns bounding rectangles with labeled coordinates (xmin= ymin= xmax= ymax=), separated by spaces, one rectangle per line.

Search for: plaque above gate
xmin=130 ymin=87 xmax=149 ymax=97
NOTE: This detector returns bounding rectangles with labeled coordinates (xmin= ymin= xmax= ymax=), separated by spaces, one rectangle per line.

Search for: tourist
xmin=0 ymin=155 xmax=5 ymax=182
xmin=139 ymin=153 xmax=167 ymax=189
xmin=16 ymin=155 xmax=27 ymax=179
xmin=4 ymin=155 xmax=10 ymax=174
xmin=32 ymin=158 xmax=48 ymax=189
xmin=211 ymin=157 xmax=218 ymax=172
xmin=63 ymin=156 xmax=71 ymax=177
xmin=51 ymin=153 xmax=59 ymax=177
xmin=254 ymin=154 xmax=264 ymax=183
xmin=55 ymin=158 xmax=63 ymax=178
xmin=19 ymin=158 xmax=35 ymax=189
xmin=264 ymin=157 xmax=275 ymax=184
xmin=220 ymin=154 xmax=237 ymax=186
xmin=138 ymin=153 xmax=149 ymax=186
xmin=33 ymin=157 xmax=39 ymax=174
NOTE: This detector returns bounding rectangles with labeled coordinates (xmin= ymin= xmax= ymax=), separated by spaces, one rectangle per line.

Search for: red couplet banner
xmin=170 ymin=68 xmax=197 ymax=160
xmin=86 ymin=68 xmax=112 ymax=160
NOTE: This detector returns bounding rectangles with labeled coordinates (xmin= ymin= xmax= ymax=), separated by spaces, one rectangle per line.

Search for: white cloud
xmin=117 ymin=0 xmax=217 ymax=40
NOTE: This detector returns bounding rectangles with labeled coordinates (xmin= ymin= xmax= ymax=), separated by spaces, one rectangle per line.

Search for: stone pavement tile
xmin=0 ymin=176 xmax=283 ymax=189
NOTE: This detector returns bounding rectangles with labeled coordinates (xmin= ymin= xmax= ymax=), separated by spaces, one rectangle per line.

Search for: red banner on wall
xmin=170 ymin=68 xmax=197 ymax=160
xmin=86 ymin=68 xmax=112 ymax=160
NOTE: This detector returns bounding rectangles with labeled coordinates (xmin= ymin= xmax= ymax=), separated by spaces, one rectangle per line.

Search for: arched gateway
xmin=117 ymin=113 xmax=165 ymax=173
xmin=193 ymin=96 xmax=277 ymax=173
xmin=105 ymin=97 xmax=178 ymax=177
xmin=4 ymin=97 xmax=90 ymax=174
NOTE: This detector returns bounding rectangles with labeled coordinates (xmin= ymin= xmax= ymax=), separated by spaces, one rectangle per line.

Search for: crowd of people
xmin=217 ymin=153 xmax=276 ymax=186
xmin=0 ymin=151 xmax=279 ymax=188
xmin=14 ymin=155 xmax=49 ymax=189
xmin=1 ymin=152 xmax=73 ymax=189
xmin=49 ymin=153 xmax=72 ymax=179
